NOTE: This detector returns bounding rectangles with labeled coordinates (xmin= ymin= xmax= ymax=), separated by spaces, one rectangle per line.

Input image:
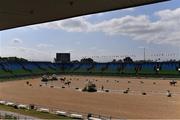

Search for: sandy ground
xmin=0 ymin=75 xmax=180 ymax=119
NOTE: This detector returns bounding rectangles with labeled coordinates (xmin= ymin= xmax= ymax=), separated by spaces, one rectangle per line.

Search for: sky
xmin=0 ymin=0 xmax=180 ymax=62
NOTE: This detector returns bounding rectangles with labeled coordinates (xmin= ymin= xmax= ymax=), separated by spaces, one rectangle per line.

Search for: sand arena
xmin=0 ymin=75 xmax=180 ymax=119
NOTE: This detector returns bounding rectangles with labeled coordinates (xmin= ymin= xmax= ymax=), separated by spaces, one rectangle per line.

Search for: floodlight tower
xmin=143 ymin=47 xmax=146 ymax=61
xmin=139 ymin=47 xmax=146 ymax=61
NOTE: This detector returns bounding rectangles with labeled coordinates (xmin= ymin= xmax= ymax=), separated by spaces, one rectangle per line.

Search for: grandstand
xmin=0 ymin=61 xmax=179 ymax=78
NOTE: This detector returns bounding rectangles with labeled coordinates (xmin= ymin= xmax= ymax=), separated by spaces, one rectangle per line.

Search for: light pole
xmin=143 ymin=47 xmax=146 ymax=61
xmin=139 ymin=47 xmax=146 ymax=61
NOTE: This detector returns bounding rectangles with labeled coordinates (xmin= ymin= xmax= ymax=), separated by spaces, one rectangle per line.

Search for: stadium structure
xmin=1 ymin=0 xmax=178 ymax=119
xmin=0 ymin=61 xmax=180 ymax=78
xmin=0 ymin=0 xmax=174 ymax=78
xmin=0 ymin=0 xmax=173 ymax=79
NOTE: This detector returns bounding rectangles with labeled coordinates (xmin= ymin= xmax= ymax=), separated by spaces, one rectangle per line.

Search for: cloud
xmin=65 ymin=49 xmax=74 ymax=53
xmin=82 ymin=8 xmax=135 ymax=19
xmin=32 ymin=17 xmax=91 ymax=32
xmin=93 ymin=8 xmax=180 ymax=46
xmin=76 ymin=41 xmax=81 ymax=45
xmin=37 ymin=43 xmax=53 ymax=48
xmin=155 ymin=8 xmax=180 ymax=21
xmin=92 ymin=15 xmax=152 ymax=35
xmin=11 ymin=38 xmax=23 ymax=44
xmin=5 ymin=46 xmax=54 ymax=61
xmin=32 ymin=8 xmax=180 ymax=46
xmin=59 ymin=18 xmax=90 ymax=32
xmin=89 ymin=47 xmax=97 ymax=50
xmin=122 ymin=8 xmax=136 ymax=12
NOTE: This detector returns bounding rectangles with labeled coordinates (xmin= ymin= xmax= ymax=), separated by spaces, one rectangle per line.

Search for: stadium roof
xmin=0 ymin=0 xmax=169 ymax=30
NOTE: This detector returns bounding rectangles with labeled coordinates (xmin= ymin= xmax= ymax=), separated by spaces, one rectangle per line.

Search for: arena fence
xmin=0 ymin=99 xmax=122 ymax=120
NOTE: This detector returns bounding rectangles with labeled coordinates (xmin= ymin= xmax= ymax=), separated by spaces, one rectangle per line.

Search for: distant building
xmin=55 ymin=53 xmax=70 ymax=63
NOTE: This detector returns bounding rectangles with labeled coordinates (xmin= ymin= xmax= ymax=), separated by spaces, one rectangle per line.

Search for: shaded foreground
xmin=0 ymin=76 xmax=180 ymax=119
xmin=0 ymin=104 xmax=70 ymax=119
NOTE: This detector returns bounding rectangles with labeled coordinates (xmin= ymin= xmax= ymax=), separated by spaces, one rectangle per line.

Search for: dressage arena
xmin=0 ymin=75 xmax=180 ymax=119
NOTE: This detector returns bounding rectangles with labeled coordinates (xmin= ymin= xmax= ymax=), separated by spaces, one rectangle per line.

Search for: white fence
xmin=0 ymin=99 xmax=121 ymax=120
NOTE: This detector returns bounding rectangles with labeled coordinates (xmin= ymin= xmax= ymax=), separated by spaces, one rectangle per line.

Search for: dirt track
xmin=0 ymin=75 xmax=180 ymax=119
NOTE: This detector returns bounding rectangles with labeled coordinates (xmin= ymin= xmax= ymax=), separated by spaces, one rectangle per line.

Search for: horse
xmin=140 ymin=81 xmax=144 ymax=84
xmin=64 ymin=81 xmax=71 ymax=86
xmin=166 ymin=90 xmax=172 ymax=97
xmin=169 ymin=80 xmax=177 ymax=86
xmin=123 ymin=88 xmax=130 ymax=94
xmin=60 ymin=78 xmax=66 ymax=82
